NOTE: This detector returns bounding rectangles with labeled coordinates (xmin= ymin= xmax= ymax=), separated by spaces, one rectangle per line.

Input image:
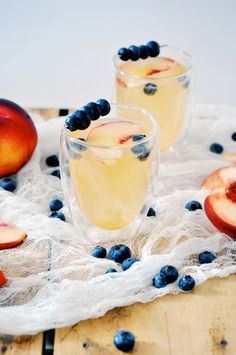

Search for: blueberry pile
xmin=91 ymin=243 xmax=140 ymax=273
xmin=0 ymin=178 xmax=17 ymax=192
xmin=118 ymin=41 xmax=160 ymax=61
xmin=65 ymin=99 xmax=111 ymax=132
xmin=153 ymin=265 xmax=195 ymax=292
xmin=49 ymin=198 xmax=65 ymax=221
xmin=153 ymin=265 xmax=179 ymax=288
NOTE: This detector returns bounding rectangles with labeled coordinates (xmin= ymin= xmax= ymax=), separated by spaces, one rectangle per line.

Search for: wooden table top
xmin=1 ymin=108 xmax=235 ymax=355
xmin=1 ymin=275 xmax=235 ymax=354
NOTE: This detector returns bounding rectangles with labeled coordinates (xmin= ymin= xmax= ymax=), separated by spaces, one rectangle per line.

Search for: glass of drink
xmin=114 ymin=43 xmax=193 ymax=152
xmin=60 ymin=101 xmax=159 ymax=241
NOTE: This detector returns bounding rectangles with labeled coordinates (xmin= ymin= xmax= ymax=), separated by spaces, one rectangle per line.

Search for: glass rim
xmin=113 ymin=44 xmax=192 ymax=82
xmin=63 ymin=103 xmax=157 ymax=150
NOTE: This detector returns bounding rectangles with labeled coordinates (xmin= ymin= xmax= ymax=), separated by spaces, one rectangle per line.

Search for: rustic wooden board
xmin=0 ymin=333 xmax=43 ymax=354
xmin=54 ymin=274 xmax=236 ymax=355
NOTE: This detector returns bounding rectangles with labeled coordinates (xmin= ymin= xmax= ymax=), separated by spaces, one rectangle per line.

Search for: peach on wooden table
xmin=0 ymin=223 xmax=27 ymax=249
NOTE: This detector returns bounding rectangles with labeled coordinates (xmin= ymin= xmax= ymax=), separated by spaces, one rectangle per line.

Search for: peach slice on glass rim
xmin=0 ymin=223 xmax=27 ymax=249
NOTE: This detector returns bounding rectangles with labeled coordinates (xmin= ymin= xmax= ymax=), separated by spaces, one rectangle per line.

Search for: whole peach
xmin=0 ymin=98 xmax=37 ymax=177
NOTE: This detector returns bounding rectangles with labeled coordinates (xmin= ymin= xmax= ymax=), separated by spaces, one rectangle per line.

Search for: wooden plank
xmin=0 ymin=333 xmax=43 ymax=355
xmin=54 ymin=274 xmax=236 ymax=355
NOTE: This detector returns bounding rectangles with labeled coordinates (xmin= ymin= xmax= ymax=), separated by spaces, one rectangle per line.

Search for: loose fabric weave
xmin=0 ymin=104 xmax=236 ymax=335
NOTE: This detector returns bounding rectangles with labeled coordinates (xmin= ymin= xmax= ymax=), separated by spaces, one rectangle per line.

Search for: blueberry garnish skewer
xmin=65 ymin=99 xmax=111 ymax=132
xmin=117 ymin=41 xmax=160 ymax=61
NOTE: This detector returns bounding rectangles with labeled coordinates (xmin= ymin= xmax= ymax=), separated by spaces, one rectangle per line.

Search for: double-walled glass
xmin=60 ymin=104 xmax=159 ymax=241
xmin=114 ymin=45 xmax=193 ymax=152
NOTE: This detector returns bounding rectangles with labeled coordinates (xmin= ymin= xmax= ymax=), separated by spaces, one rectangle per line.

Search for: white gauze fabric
xmin=0 ymin=104 xmax=236 ymax=335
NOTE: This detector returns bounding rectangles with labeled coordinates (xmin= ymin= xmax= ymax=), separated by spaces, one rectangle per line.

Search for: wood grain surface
xmin=0 ymin=333 xmax=43 ymax=355
xmin=53 ymin=274 xmax=236 ymax=355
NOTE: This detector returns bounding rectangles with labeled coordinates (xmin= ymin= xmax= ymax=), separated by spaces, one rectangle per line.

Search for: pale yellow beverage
xmin=67 ymin=119 xmax=155 ymax=230
xmin=115 ymin=55 xmax=191 ymax=152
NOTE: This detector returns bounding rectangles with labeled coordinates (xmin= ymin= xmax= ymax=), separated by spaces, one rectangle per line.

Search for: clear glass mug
xmin=113 ymin=45 xmax=193 ymax=153
xmin=60 ymin=104 xmax=159 ymax=241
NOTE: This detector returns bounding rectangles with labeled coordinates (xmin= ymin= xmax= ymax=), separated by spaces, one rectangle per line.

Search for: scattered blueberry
xmin=96 ymin=99 xmax=111 ymax=116
xmin=132 ymin=134 xmax=146 ymax=142
xmin=231 ymin=132 xmax=236 ymax=141
xmin=51 ymin=169 xmax=61 ymax=179
xmin=122 ymin=258 xmax=140 ymax=271
xmin=146 ymin=41 xmax=160 ymax=57
xmin=199 ymin=251 xmax=216 ymax=264
xmin=131 ymin=143 xmax=150 ymax=161
xmin=178 ymin=275 xmax=195 ymax=291
xmin=46 ymin=155 xmax=59 ymax=167
xmin=49 ymin=211 xmax=65 ymax=221
xmin=209 ymin=143 xmax=224 ymax=154
xmin=113 ymin=330 xmax=135 ymax=353
xmin=143 ymin=83 xmax=157 ymax=95
xmin=92 ymin=246 xmax=107 ymax=258
xmin=108 ymin=244 xmax=131 ymax=263
xmin=128 ymin=45 xmax=140 ymax=61
xmin=139 ymin=45 xmax=149 ymax=59
xmin=86 ymin=102 xmax=101 ymax=121
xmin=0 ymin=178 xmax=17 ymax=192
xmin=147 ymin=207 xmax=156 ymax=217
xmin=106 ymin=268 xmax=117 ymax=273
xmin=49 ymin=198 xmax=63 ymax=212
xmin=152 ymin=272 xmax=167 ymax=288
xmin=185 ymin=200 xmax=202 ymax=211
xmin=160 ymin=265 xmax=179 ymax=283
xmin=118 ymin=47 xmax=130 ymax=61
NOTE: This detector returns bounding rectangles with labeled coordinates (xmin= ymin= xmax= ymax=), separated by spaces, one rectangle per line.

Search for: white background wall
xmin=1 ymin=0 xmax=235 ymax=108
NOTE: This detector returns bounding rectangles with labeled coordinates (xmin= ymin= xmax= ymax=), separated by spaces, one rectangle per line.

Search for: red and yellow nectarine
xmin=0 ymin=98 xmax=37 ymax=177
